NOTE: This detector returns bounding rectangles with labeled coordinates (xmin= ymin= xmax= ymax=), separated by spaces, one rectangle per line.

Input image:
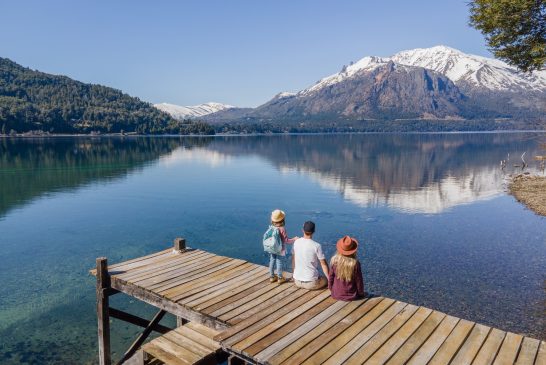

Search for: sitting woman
xmin=328 ymin=236 xmax=365 ymax=301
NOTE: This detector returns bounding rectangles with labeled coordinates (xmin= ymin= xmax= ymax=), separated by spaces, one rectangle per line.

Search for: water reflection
xmin=202 ymin=133 xmax=544 ymax=213
xmin=0 ymin=137 xmax=186 ymax=218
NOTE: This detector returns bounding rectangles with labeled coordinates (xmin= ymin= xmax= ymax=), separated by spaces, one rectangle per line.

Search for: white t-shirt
xmin=292 ymin=237 xmax=325 ymax=281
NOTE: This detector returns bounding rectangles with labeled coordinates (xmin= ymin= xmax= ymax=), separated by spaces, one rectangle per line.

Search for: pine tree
xmin=469 ymin=0 xmax=546 ymax=72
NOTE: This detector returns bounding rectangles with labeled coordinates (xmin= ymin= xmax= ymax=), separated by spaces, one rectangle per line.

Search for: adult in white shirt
xmin=292 ymin=221 xmax=329 ymax=290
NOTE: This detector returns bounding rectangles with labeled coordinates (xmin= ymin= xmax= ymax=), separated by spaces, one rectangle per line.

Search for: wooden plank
xmin=265 ymin=299 xmax=366 ymax=365
xmin=514 ymin=337 xmax=540 ymax=365
xmin=426 ymin=318 xmax=475 ymax=365
xmin=173 ymin=326 xmax=219 ymax=352
xmin=149 ymin=258 xmax=245 ymax=292
xmin=363 ymin=306 xmax=433 ymax=365
xmin=331 ymin=304 xmax=419 ymax=365
xmin=181 ymin=267 xmax=269 ymax=306
xmin=200 ymin=279 xmax=272 ymax=314
xmin=473 ymin=328 xmax=507 ymax=365
xmin=215 ymin=284 xmax=294 ymax=321
xmin=162 ymin=330 xmax=214 ymax=358
xmin=191 ymin=276 xmax=271 ymax=311
xmin=300 ymin=298 xmax=397 ymax=365
xmin=254 ymin=299 xmax=348 ymax=362
xmin=111 ymin=249 xmax=198 ymax=276
xmin=142 ymin=343 xmax=191 ymax=365
xmin=174 ymin=265 xmax=266 ymax=304
xmin=162 ymin=261 xmax=254 ymax=299
xmin=133 ymin=255 xmax=232 ymax=287
xmin=110 ymin=277 xmax=229 ymax=331
xmin=224 ymin=286 xmax=304 ymax=326
xmin=449 ymin=323 xmax=490 ymax=364
xmin=493 ymin=332 xmax=523 ymax=365
xmin=298 ymin=298 xmax=395 ymax=364
xmin=151 ymin=336 xmax=203 ymax=364
xmin=216 ymin=288 xmax=320 ymax=343
xmin=185 ymin=322 xmax=220 ymax=340
xmin=122 ymin=251 xmax=219 ymax=282
xmin=93 ymin=248 xmax=171 ymax=274
xmin=407 ymin=315 xmax=463 ymax=365
xmin=115 ymin=250 xmax=210 ymax=281
xmin=534 ymin=341 xmax=546 ymax=364
xmin=227 ymin=290 xmax=331 ymax=349
xmin=384 ymin=310 xmax=446 ymax=365
xmin=244 ymin=296 xmax=340 ymax=357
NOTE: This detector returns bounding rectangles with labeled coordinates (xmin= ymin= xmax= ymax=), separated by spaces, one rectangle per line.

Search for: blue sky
xmin=0 ymin=1 xmax=489 ymax=107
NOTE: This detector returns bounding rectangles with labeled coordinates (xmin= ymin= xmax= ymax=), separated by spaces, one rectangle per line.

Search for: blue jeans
xmin=269 ymin=254 xmax=283 ymax=277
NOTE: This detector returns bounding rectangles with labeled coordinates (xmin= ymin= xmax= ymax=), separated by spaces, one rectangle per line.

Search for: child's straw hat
xmin=271 ymin=209 xmax=285 ymax=223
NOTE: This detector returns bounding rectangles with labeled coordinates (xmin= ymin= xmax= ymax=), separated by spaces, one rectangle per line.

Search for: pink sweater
xmin=278 ymin=226 xmax=295 ymax=255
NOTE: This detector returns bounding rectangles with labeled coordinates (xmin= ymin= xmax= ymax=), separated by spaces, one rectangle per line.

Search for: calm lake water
xmin=0 ymin=133 xmax=545 ymax=364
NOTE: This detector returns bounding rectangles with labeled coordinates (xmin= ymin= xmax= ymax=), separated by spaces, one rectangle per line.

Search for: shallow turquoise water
xmin=0 ymin=134 xmax=545 ymax=364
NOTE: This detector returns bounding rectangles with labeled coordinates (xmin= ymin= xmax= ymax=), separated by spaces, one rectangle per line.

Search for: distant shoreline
xmin=2 ymin=129 xmax=546 ymax=138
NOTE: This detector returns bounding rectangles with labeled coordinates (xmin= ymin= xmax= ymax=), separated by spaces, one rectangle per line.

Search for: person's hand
xmin=293 ymin=236 xmax=299 ymax=240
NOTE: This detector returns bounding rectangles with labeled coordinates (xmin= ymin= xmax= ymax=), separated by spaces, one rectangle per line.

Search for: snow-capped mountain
xmin=154 ymin=102 xmax=234 ymax=120
xmin=205 ymin=45 xmax=546 ymax=125
xmin=392 ymin=46 xmax=546 ymax=92
xmin=303 ymin=45 xmax=546 ymax=95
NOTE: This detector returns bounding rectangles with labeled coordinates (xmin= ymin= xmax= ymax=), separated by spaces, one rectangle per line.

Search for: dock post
xmin=174 ymin=237 xmax=188 ymax=326
xmin=173 ymin=237 xmax=186 ymax=252
xmin=96 ymin=257 xmax=111 ymax=365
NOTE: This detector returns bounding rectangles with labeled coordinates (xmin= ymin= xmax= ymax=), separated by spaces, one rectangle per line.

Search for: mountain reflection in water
xmin=195 ymin=133 xmax=545 ymax=213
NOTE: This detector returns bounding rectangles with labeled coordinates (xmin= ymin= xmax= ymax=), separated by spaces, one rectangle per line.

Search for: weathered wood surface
xmin=92 ymin=248 xmax=545 ymax=365
xmin=141 ymin=322 xmax=225 ymax=365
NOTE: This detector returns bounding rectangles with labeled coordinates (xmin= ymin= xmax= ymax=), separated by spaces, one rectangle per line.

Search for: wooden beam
xmin=116 ymin=309 xmax=166 ymax=365
xmin=108 ymin=307 xmax=173 ymax=335
xmin=96 ymin=257 xmax=111 ymax=365
xmin=228 ymin=355 xmax=246 ymax=365
xmin=111 ymin=277 xmax=229 ymax=331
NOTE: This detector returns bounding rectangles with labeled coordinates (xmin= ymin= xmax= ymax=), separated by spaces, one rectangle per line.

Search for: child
xmin=264 ymin=209 xmax=298 ymax=284
xmin=328 ymin=236 xmax=365 ymax=301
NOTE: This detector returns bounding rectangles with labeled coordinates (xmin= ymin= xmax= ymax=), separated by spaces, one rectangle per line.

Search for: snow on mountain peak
xmin=392 ymin=46 xmax=546 ymax=91
xmin=300 ymin=45 xmax=546 ymax=95
xmin=301 ymin=56 xmax=389 ymax=95
xmin=155 ymin=102 xmax=234 ymax=119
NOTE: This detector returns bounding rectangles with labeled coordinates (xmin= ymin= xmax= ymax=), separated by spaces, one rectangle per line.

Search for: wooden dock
xmin=91 ymin=239 xmax=546 ymax=365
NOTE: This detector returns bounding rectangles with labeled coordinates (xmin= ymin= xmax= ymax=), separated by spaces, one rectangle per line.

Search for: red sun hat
xmin=336 ymin=236 xmax=359 ymax=256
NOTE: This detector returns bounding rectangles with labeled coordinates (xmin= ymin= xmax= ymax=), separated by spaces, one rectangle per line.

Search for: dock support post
xmin=173 ymin=237 xmax=186 ymax=252
xmin=174 ymin=237 xmax=188 ymax=327
xmin=96 ymin=257 xmax=111 ymax=365
xmin=228 ymin=355 xmax=247 ymax=365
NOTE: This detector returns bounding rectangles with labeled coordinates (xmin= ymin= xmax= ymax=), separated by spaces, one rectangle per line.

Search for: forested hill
xmin=0 ymin=57 xmax=214 ymax=135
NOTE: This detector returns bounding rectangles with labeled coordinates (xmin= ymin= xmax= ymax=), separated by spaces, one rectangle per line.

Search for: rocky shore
xmin=509 ymin=174 xmax=546 ymax=216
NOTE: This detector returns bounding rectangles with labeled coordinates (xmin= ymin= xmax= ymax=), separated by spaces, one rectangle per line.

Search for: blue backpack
xmin=263 ymin=225 xmax=282 ymax=254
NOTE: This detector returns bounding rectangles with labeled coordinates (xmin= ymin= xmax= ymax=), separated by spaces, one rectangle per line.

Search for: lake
xmin=0 ymin=133 xmax=545 ymax=364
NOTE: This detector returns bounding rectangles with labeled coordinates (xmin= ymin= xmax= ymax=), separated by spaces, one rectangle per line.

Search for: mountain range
xmin=154 ymin=102 xmax=234 ymax=120
xmin=197 ymin=46 xmax=546 ymax=124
